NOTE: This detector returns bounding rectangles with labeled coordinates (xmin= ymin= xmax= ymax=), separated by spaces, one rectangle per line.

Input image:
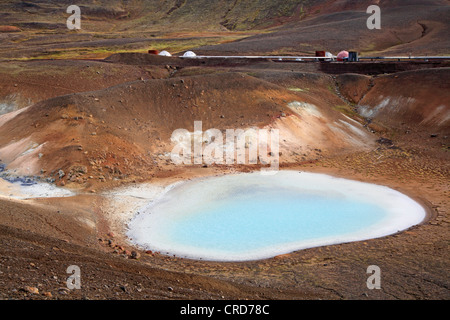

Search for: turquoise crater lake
xmin=127 ymin=171 xmax=426 ymax=261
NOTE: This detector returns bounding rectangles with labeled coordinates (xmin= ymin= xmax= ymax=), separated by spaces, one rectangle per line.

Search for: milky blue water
xmin=168 ymin=190 xmax=385 ymax=253
xmin=127 ymin=171 xmax=426 ymax=261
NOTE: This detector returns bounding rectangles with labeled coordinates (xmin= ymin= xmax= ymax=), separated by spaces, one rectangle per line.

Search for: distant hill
xmin=195 ymin=0 xmax=450 ymax=55
xmin=0 ymin=0 xmax=319 ymax=31
xmin=0 ymin=0 xmax=448 ymax=58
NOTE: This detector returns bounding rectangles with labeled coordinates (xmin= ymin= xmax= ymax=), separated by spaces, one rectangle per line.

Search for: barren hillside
xmin=0 ymin=69 xmax=376 ymax=188
xmin=1 ymin=1 xmax=448 ymax=59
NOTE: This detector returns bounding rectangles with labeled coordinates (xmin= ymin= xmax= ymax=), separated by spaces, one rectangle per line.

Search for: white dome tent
xmin=158 ymin=50 xmax=172 ymax=57
xmin=182 ymin=51 xmax=197 ymax=58
xmin=325 ymin=52 xmax=334 ymax=61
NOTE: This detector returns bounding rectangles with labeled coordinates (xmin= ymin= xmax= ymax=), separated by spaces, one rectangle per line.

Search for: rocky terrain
xmin=1 ymin=0 xmax=449 ymax=60
xmin=0 ymin=0 xmax=448 ymax=303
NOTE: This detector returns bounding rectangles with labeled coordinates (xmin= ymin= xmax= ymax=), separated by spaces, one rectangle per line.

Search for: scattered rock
xmin=0 ymin=26 xmax=22 ymax=33
xmin=274 ymin=253 xmax=292 ymax=260
xmin=130 ymin=251 xmax=141 ymax=260
xmin=376 ymin=137 xmax=394 ymax=146
xmin=71 ymin=165 xmax=88 ymax=174
xmin=21 ymin=286 xmax=39 ymax=294
xmin=58 ymin=288 xmax=70 ymax=295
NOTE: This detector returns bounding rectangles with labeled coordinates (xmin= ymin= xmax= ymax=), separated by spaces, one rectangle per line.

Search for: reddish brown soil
xmin=336 ymin=73 xmax=373 ymax=104
xmin=1 ymin=145 xmax=448 ymax=300
xmin=0 ymin=26 xmax=21 ymax=33
xmin=0 ymin=59 xmax=169 ymax=109
xmin=195 ymin=2 xmax=450 ymax=56
xmin=0 ymin=60 xmax=378 ymax=189
xmin=0 ymin=54 xmax=448 ymax=301
xmin=0 ymin=0 xmax=448 ymax=305
xmin=357 ymin=68 xmax=450 ymax=133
